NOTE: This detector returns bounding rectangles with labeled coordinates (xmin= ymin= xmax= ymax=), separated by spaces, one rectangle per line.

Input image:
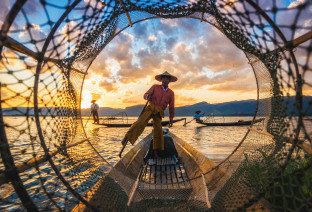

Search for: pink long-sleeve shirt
xmin=144 ymin=85 xmax=175 ymax=120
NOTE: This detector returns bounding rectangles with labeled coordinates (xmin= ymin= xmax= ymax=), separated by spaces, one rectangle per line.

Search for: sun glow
xmin=81 ymin=73 xmax=103 ymax=109
xmin=81 ymin=90 xmax=93 ymax=109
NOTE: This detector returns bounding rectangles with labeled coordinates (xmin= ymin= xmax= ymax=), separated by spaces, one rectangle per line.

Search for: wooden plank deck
xmin=139 ymin=157 xmax=192 ymax=190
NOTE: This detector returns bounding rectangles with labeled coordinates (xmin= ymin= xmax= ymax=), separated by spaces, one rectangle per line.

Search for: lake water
xmin=87 ymin=116 xmax=257 ymax=164
xmin=0 ymin=116 xmax=310 ymax=210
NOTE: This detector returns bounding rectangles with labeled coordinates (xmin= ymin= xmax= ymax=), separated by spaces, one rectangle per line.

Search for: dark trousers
xmin=92 ymin=110 xmax=99 ymax=123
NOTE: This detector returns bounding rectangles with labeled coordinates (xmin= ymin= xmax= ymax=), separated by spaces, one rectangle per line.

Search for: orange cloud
xmin=177 ymin=95 xmax=197 ymax=102
xmin=88 ymin=57 xmax=113 ymax=78
xmin=122 ymin=98 xmax=138 ymax=104
xmin=209 ymin=81 xmax=257 ymax=93
xmin=91 ymin=93 xmax=102 ymax=100
xmin=99 ymin=79 xmax=118 ymax=92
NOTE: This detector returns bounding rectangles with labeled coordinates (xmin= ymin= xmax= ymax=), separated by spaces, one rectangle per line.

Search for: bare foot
xmin=121 ymin=137 xmax=128 ymax=146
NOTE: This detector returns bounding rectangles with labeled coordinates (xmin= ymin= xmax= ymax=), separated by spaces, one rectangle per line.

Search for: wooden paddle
xmin=84 ymin=111 xmax=92 ymax=128
xmin=183 ymin=118 xmax=194 ymax=126
xmin=118 ymin=96 xmax=151 ymax=158
xmin=183 ymin=113 xmax=205 ymax=126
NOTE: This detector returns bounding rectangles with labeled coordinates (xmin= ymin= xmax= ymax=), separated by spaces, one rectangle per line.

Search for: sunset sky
xmin=81 ymin=0 xmax=312 ymax=109
xmin=0 ymin=0 xmax=311 ymax=109
xmin=81 ymin=18 xmax=257 ymax=109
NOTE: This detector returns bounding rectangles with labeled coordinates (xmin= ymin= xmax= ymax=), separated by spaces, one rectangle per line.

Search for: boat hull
xmin=96 ymin=118 xmax=186 ymax=127
xmin=72 ymin=131 xmax=226 ymax=211
xmin=199 ymin=118 xmax=264 ymax=126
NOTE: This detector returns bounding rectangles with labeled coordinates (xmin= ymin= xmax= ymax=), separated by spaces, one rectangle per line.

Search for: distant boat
xmin=96 ymin=118 xmax=186 ymax=127
xmin=198 ymin=118 xmax=264 ymax=126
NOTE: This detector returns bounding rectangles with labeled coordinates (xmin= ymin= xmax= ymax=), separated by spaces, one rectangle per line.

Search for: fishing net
xmin=0 ymin=0 xmax=311 ymax=211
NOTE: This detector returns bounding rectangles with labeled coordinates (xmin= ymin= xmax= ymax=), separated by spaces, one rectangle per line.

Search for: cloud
xmin=107 ymin=32 xmax=133 ymax=62
xmin=148 ymin=35 xmax=157 ymax=41
xmin=91 ymin=93 xmax=102 ymax=100
xmin=158 ymin=18 xmax=204 ymax=41
xmin=196 ymin=31 xmax=248 ymax=72
xmin=59 ymin=20 xmax=81 ymax=45
xmin=91 ymin=17 xmax=250 ymax=93
xmin=137 ymin=47 xmax=173 ymax=73
xmin=23 ymin=0 xmax=42 ymax=15
xmin=132 ymin=22 xmax=149 ymax=40
xmin=164 ymin=36 xmax=178 ymax=50
xmin=125 ymin=90 xmax=133 ymax=95
xmin=277 ymin=0 xmax=312 ymax=40
xmin=122 ymin=98 xmax=138 ymax=104
xmin=15 ymin=24 xmax=47 ymax=55
xmin=0 ymin=0 xmax=10 ymax=28
xmin=99 ymin=79 xmax=117 ymax=92
xmin=160 ymin=18 xmax=178 ymax=28
xmin=88 ymin=55 xmax=114 ymax=78
xmin=173 ymin=42 xmax=195 ymax=64
xmin=209 ymin=80 xmax=256 ymax=93
xmin=177 ymin=95 xmax=197 ymax=102
xmin=86 ymin=16 xmax=261 ymax=106
xmin=170 ymin=71 xmax=212 ymax=90
xmin=19 ymin=24 xmax=46 ymax=41
xmin=121 ymin=89 xmax=139 ymax=104
xmin=288 ymin=0 xmax=308 ymax=8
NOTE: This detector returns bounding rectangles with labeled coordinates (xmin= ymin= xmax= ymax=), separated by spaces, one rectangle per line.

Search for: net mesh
xmin=0 ymin=0 xmax=311 ymax=211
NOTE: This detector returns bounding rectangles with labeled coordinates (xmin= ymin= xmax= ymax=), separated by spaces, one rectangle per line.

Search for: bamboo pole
xmin=118 ymin=0 xmax=132 ymax=27
xmin=247 ymin=127 xmax=312 ymax=154
xmin=126 ymin=169 xmax=141 ymax=206
xmin=201 ymin=173 xmax=211 ymax=208
xmin=0 ymin=36 xmax=59 ymax=63
xmin=0 ymin=35 xmax=86 ymax=75
xmin=248 ymin=30 xmax=312 ymax=65
xmin=247 ymin=127 xmax=274 ymax=138
xmin=200 ymin=2 xmax=207 ymax=22
xmin=285 ymin=139 xmax=312 ymax=155
xmin=0 ymin=138 xmax=89 ymax=186
xmin=298 ymin=141 xmax=312 ymax=155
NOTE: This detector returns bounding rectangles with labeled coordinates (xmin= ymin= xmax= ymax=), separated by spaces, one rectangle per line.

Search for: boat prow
xmin=72 ymin=131 xmax=227 ymax=211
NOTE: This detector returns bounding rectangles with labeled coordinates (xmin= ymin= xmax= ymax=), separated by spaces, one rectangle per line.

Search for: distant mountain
xmin=122 ymin=105 xmax=146 ymax=116
xmin=2 ymin=96 xmax=311 ymax=116
xmin=172 ymin=96 xmax=312 ymax=116
xmin=172 ymin=100 xmax=258 ymax=116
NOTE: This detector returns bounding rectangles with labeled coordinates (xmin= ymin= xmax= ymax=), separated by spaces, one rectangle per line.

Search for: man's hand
xmin=147 ymin=91 xmax=154 ymax=100
xmin=168 ymin=119 xmax=173 ymax=128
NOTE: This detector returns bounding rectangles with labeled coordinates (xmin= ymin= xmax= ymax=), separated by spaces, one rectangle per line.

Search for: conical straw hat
xmin=155 ymin=71 xmax=178 ymax=82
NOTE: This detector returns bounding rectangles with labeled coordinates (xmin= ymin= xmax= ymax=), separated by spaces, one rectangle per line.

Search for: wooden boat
xmin=96 ymin=118 xmax=186 ymax=127
xmin=72 ymin=130 xmax=228 ymax=211
xmin=198 ymin=118 xmax=264 ymax=126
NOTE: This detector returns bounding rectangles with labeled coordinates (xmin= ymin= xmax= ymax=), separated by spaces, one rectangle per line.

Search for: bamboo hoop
xmin=0 ymin=138 xmax=89 ymax=186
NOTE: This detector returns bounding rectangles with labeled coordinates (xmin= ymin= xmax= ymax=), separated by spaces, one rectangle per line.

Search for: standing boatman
xmin=120 ymin=71 xmax=177 ymax=158
xmin=91 ymin=100 xmax=99 ymax=124
xmin=193 ymin=111 xmax=205 ymax=123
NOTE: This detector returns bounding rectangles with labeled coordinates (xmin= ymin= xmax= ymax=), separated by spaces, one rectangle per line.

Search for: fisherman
xmin=120 ymin=71 xmax=177 ymax=158
xmin=91 ymin=100 xmax=99 ymax=124
xmin=193 ymin=110 xmax=205 ymax=123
